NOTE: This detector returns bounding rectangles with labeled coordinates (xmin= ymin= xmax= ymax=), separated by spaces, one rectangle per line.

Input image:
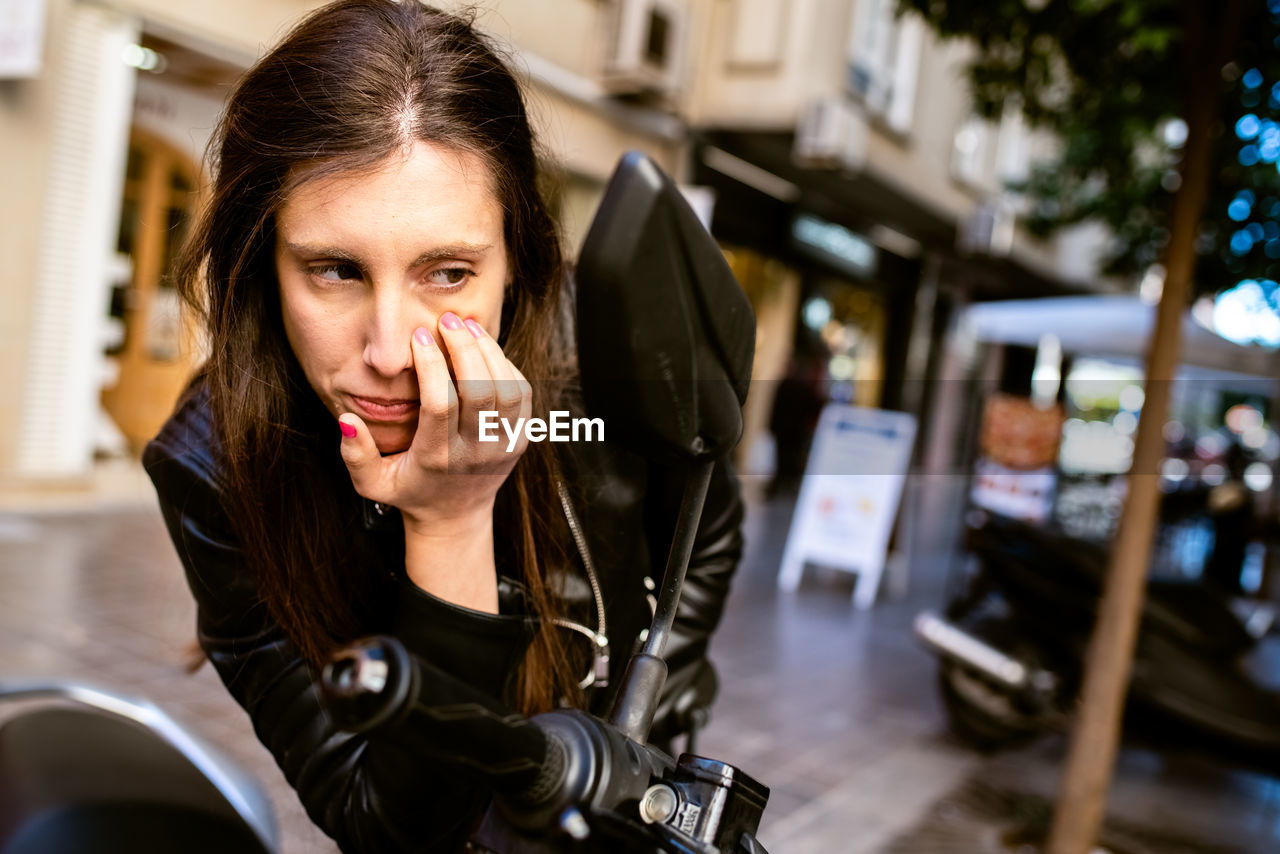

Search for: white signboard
xmin=778 ymin=404 xmax=917 ymax=608
xmin=0 ymin=0 xmax=46 ymax=78
xmin=970 ymin=459 xmax=1056 ymax=523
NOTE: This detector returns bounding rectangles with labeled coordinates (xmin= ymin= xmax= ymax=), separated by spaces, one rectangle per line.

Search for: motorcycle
xmin=915 ymin=509 xmax=1280 ymax=767
xmin=0 ymin=681 xmax=279 ymax=854
xmin=321 ymin=151 xmax=769 ymax=854
xmin=0 ymin=151 xmax=769 ymax=854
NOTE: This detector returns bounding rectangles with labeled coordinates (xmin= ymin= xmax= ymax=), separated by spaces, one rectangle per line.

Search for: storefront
xmin=690 ymin=136 xmax=934 ymax=478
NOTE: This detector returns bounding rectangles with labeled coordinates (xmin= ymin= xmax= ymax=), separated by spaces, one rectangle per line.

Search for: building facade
xmin=0 ymin=0 xmax=1110 ymax=485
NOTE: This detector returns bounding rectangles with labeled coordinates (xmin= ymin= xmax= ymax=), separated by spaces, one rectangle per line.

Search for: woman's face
xmin=275 ymin=141 xmax=509 ymax=455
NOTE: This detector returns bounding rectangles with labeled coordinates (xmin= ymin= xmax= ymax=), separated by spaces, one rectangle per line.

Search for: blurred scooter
xmin=915 ymin=510 xmax=1280 ymax=765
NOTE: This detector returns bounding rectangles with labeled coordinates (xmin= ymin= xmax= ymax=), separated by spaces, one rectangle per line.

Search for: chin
xmin=369 ymin=424 xmax=415 ymax=456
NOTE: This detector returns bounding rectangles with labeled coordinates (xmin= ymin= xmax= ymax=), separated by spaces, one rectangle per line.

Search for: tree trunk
xmin=1045 ymin=2 xmax=1243 ymax=851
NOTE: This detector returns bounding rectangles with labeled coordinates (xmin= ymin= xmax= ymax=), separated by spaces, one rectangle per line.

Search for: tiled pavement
xmin=0 ymin=504 xmax=341 ymax=852
xmin=2 ymin=473 xmax=1280 ymax=852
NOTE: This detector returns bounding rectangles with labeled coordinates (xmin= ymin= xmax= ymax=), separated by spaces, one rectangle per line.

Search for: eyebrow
xmin=283 ymin=242 xmax=494 ymax=268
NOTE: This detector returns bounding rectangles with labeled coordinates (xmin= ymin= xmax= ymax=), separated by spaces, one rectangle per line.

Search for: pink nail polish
xmin=441 ymin=312 xmax=463 ymax=330
xmin=464 ymin=319 xmax=485 ymax=338
xmin=414 ymin=326 xmax=434 ymax=347
xmin=340 ymin=421 xmax=357 ymax=438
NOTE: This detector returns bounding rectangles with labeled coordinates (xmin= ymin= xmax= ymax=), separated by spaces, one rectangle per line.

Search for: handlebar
xmin=320 ymin=405 xmax=766 ymax=851
xmin=322 ymin=636 xmax=564 ymax=802
xmin=321 ymin=635 xmax=769 ymax=853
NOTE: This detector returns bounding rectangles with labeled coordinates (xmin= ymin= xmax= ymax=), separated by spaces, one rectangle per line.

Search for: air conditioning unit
xmin=793 ymin=95 xmax=868 ymax=172
xmin=602 ymin=0 xmax=687 ymax=96
xmin=958 ymin=196 xmax=1016 ymax=257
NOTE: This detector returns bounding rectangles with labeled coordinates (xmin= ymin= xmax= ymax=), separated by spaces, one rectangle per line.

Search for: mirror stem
xmin=609 ymin=458 xmax=716 ymax=743
xmin=644 ymin=459 xmax=715 ymax=660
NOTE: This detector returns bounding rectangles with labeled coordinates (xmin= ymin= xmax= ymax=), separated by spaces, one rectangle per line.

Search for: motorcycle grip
xmin=321 ymin=635 xmax=566 ymax=805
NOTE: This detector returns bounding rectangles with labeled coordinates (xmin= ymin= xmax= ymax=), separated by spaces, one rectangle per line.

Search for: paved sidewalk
xmin=2 ymin=468 xmax=1279 ymax=852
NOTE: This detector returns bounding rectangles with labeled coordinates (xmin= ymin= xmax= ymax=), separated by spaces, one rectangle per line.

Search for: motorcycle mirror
xmin=576 ymin=151 xmax=755 ymax=464
xmin=575 ymin=152 xmax=756 ymax=744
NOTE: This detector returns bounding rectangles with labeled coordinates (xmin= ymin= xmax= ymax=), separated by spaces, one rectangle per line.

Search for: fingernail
xmin=440 ymin=312 xmax=463 ymax=331
xmin=414 ymin=326 xmax=434 ymax=347
xmin=464 ymin=318 xmax=485 ymax=338
xmin=339 ymin=420 xmax=357 ymax=439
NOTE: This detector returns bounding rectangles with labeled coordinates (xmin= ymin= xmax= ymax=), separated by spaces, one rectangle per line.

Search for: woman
xmin=142 ymin=1 xmax=744 ymax=851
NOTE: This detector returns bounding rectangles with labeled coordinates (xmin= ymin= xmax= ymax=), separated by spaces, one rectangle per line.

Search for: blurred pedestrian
xmin=767 ymin=350 xmax=826 ymax=496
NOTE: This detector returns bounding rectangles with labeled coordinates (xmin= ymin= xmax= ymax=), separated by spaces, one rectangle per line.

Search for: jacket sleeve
xmin=644 ymin=456 xmax=745 ymax=738
xmin=144 ymin=438 xmax=534 ymax=854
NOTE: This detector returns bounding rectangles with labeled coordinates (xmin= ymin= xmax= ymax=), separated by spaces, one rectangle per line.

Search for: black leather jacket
xmin=143 ymin=379 xmax=744 ymax=852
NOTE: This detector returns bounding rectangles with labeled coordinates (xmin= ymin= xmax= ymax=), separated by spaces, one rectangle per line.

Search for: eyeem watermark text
xmin=478 ymin=410 xmax=605 ymax=452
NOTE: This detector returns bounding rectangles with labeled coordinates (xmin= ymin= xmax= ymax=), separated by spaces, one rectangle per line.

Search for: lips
xmin=349 ymin=395 xmax=420 ymax=421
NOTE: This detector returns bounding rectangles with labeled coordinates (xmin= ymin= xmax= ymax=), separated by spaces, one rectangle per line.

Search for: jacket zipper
xmin=556 ymin=480 xmax=610 ymax=689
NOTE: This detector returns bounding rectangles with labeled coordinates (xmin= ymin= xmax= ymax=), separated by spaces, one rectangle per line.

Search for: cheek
xmin=480 ymin=270 xmax=509 ymax=336
xmin=438 ymin=279 xmax=505 ymax=337
xmin=280 ymin=289 xmax=346 ymax=388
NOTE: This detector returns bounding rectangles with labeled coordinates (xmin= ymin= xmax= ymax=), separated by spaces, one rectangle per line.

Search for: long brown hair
xmin=175 ymin=0 xmax=579 ymax=714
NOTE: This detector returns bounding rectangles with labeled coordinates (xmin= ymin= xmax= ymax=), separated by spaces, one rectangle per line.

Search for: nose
xmin=361 ymin=285 xmax=419 ymax=379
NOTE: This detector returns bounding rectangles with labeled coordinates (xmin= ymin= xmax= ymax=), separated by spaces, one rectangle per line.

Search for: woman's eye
xmin=429 ymin=267 xmax=474 ymax=287
xmin=310 ymin=263 xmax=361 ymax=283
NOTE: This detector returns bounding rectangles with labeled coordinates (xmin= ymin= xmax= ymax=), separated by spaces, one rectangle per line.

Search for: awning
xmin=966 ymin=294 xmax=1280 ymax=380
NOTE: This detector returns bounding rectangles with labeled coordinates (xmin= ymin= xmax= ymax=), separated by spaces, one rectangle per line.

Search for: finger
xmin=410 ymin=325 xmax=458 ymax=454
xmin=463 ymin=318 xmax=523 ymax=417
xmin=438 ymin=312 xmax=496 ymax=435
xmin=509 ymin=363 xmax=534 ymax=424
xmin=337 ymin=413 xmax=388 ymax=500
xmin=506 ymin=363 xmax=535 ymax=457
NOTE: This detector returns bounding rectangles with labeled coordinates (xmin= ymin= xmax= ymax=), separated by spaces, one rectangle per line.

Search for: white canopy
xmin=965 ymin=295 xmax=1280 ymax=382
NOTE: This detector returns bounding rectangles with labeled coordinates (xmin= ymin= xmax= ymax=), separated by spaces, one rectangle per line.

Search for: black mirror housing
xmin=576 ymin=151 xmax=756 ymax=464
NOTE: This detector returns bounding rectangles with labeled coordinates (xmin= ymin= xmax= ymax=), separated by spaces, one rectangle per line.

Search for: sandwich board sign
xmin=777 ymin=404 xmax=916 ymax=608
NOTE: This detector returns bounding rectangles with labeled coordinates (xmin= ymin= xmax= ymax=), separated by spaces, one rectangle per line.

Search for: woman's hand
xmin=336 ymin=311 xmax=532 ymax=612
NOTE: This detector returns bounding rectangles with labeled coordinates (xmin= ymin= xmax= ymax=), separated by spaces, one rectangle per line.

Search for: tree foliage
xmin=900 ymin=0 xmax=1280 ymax=306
